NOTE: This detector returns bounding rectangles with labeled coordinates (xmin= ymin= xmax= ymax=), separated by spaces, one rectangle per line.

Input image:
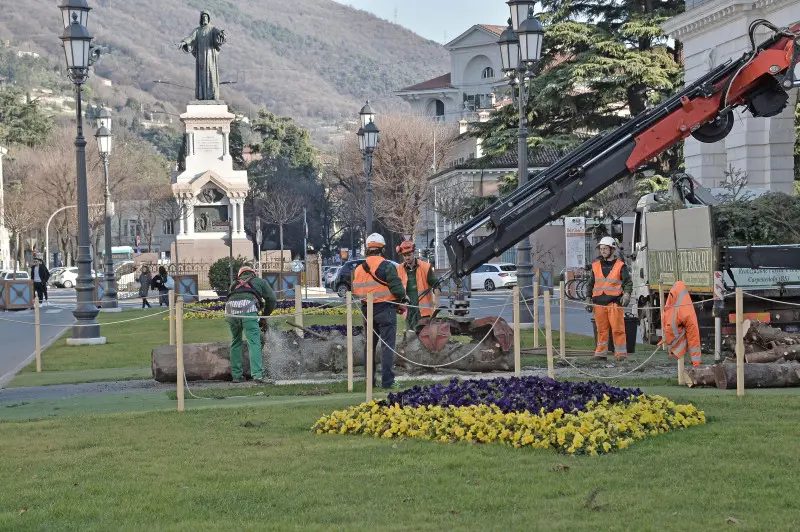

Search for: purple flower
xmin=382 ymin=377 xmax=641 ymax=414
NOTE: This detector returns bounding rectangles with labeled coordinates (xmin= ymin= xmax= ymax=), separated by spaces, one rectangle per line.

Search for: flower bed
xmin=171 ymin=298 xmax=355 ymax=320
xmin=313 ymin=377 xmax=705 ymax=455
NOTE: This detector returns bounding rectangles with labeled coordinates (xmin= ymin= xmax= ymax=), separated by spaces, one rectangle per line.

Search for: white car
xmin=0 ymin=270 xmax=30 ymax=281
xmin=470 ymin=263 xmax=517 ymax=291
xmin=52 ymin=267 xmax=97 ymax=288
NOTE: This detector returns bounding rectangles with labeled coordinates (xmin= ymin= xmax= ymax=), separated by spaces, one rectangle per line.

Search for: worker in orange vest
xmin=395 ymin=240 xmax=439 ymax=332
xmin=585 ymin=237 xmax=633 ymax=360
xmin=352 ymin=233 xmax=408 ymax=390
xmin=662 ymin=280 xmax=702 ymax=366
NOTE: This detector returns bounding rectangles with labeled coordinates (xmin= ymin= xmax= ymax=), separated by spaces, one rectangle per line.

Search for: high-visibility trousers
xmin=594 ymin=302 xmax=627 ymax=358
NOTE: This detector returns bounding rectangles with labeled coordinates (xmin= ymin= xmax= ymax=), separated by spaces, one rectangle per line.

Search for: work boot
xmin=593 ymin=352 xmax=608 ymax=360
xmin=232 ymin=377 xmax=245 ymax=383
xmin=614 ymin=353 xmax=628 ymax=361
xmin=253 ymin=376 xmax=275 ymax=385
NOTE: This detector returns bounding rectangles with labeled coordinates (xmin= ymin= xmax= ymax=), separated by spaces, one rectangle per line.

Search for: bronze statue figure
xmin=179 ymin=10 xmax=226 ymax=101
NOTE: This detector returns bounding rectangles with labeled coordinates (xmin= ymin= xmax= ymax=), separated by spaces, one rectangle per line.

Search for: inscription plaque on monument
xmin=195 ymin=132 xmax=223 ymax=155
xmin=194 ymin=205 xmax=228 ymax=232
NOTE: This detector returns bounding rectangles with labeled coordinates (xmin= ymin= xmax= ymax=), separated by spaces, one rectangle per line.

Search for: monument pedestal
xmin=171 ymin=101 xmax=252 ymax=264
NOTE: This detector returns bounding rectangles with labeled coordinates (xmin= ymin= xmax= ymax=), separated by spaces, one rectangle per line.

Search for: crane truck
xmin=632 ymin=173 xmax=800 ymax=344
xmin=439 ymin=19 xmax=800 ymax=344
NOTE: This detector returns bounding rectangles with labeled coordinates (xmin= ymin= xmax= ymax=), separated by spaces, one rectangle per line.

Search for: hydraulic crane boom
xmin=442 ymin=20 xmax=800 ymax=283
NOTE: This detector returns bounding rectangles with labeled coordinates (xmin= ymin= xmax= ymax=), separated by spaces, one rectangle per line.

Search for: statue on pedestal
xmin=179 ymin=10 xmax=227 ymax=101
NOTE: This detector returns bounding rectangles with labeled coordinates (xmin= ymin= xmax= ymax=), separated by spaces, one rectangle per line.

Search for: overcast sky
xmin=332 ymin=0 xmax=512 ymax=43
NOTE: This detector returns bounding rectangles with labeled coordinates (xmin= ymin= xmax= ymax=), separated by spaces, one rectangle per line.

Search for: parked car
xmin=333 ymin=260 xmax=365 ymax=298
xmin=325 ymin=266 xmax=341 ymax=289
xmin=52 ymin=267 xmax=97 ymax=288
xmin=470 ymin=263 xmax=517 ymax=291
xmin=0 ymin=270 xmax=30 ymax=281
xmin=47 ymin=267 xmax=67 ymax=286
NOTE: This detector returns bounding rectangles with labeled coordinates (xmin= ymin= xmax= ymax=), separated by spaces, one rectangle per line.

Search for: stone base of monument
xmin=151 ymin=324 xmax=514 ymax=382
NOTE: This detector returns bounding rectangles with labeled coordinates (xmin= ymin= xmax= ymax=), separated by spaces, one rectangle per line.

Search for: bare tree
xmin=434 ymin=177 xmax=475 ymax=224
xmin=152 ymin=189 xmax=191 ymax=267
xmin=257 ymin=192 xmax=305 ymax=264
xmin=332 ymin=113 xmax=458 ymax=238
xmin=584 ymin=175 xmax=638 ymax=221
xmin=2 ymin=181 xmax=38 ymax=270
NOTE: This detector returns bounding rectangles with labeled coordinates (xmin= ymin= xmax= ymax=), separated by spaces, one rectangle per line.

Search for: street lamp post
xmin=94 ymin=109 xmax=118 ymax=310
xmin=59 ymin=0 xmax=105 ymax=343
xmin=498 ymin=1 xmax=544 ymax=327
xmin=357 ymin=101 xmax=378 ymax=235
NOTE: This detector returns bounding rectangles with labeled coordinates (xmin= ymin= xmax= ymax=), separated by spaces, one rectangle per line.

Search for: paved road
xmin=0 ymin=288 xmax=143 ymax=388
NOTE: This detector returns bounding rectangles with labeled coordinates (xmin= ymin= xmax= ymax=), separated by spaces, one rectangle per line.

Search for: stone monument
xmin=171 ymin=11 xmax=250 ymax=262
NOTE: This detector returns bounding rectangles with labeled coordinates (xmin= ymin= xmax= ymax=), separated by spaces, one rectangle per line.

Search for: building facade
xmin=662 ymin=0 xmax=799 ymax=193
xmin=396 ymin=25 xmax=508 ymax=123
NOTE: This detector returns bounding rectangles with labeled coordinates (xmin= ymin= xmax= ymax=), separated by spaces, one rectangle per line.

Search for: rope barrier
xmin=0 ymin=308 xmax=170 ymax=327
xmin=741 ymin=291 xmax=800 ymax=308
xmin=556 ymin=345 xmax=665 ymax=380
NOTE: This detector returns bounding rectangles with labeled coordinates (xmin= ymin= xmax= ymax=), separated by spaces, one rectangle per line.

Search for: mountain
xmin=0 ymin=0 xmax=449 ymax=129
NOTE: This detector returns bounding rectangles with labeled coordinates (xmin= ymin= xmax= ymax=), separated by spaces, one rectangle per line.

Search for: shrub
xmin=209 ymin=256 xmax=250 ymax=294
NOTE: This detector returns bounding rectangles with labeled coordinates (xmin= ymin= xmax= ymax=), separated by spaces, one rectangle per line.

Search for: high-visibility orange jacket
xmin=662 ymin=280 xmax=702 ymax=367
xmin=591 ymin=259 xmax=625 ymax=299
xmin=396 ymin=259 xmax=435 ymax=317
xmin=352 ymin=256 xmax=402 ymax=304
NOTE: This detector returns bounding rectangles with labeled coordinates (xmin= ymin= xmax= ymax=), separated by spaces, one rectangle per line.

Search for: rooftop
xmin=398 ymin=73 xmax=454 ymax=92
xmin=431 ymin=145 xmax=567 ymax=180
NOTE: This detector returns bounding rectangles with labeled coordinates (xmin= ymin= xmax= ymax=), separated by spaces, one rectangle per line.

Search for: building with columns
xmin=171 ymin=102 xmax=251 ymax=262
xmin=396 ymin=24 xmax=509 ymax=122
xmin=0 ymin=145 xmax=8 ymax=269
xmin=661 ymin=0 xmax=799 ymax=193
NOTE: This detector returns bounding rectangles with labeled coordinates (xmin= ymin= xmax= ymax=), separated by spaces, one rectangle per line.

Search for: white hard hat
xmin=366 ymin=233 xmax=386 ymax=249
xmin=599 ymin=236 xmax=617 ymax=248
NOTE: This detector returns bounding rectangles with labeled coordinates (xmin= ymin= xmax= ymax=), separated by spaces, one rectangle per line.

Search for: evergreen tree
xmin=0 ymin=87 xmax=52 ymax=147
xmin=473 ymin=0 xmax=684 ymax=175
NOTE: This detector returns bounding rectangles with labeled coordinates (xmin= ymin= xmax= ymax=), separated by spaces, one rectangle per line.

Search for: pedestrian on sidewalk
xmin=31 ymin=258 xmax=50 ymax=305
xmin=138 ymin=266 xmax=153 ymax=308
xmin=151 ymin=266 xmax=174 ymax=307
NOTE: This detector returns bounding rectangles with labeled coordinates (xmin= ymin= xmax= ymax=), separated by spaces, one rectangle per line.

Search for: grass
xmin=1 ymin=388 xmax=799 ymax=530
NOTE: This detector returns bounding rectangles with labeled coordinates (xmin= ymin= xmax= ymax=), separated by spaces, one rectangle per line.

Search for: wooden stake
xmin=533 ymin=274 xmax=540 ymax=349
xmin=34 ymin=297 xmax=41 ymax=373
xmin=736 ymin=287 xmax=745 ymax=397
xmin=513 ymin=285 xmax=521 ymax=376
xmin=366 ymin=293 xmax=374 ymax=403
xmin=346 ymin=290 xmax=354 ymax=392
xmin=169 ymin=289 xmax=175 ymax=346
xmin=559 ymin=280 xmax=566 ymax=358
xmin=294 ymin=284 xmax=303 ymax=337
xmin=176 ymin=295 xmax=185 ymax=412
xmin=544 ymin=290 xmax=554 ymax=379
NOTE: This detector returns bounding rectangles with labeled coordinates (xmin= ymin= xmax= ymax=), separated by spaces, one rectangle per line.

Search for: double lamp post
xmin=497 ymin=0 xmax=544 ymax=326
xmin=58 ymin=0 xmax=117 ymax=343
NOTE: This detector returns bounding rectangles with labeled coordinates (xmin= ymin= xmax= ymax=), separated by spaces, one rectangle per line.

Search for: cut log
xmin=684 ymin=365 xmax=716 ymax=388
xmin=744 ymin=345 xmax=800 ymax=363
xmin=393 ymin=331 xmax=513 ymax=372
xmin=746 ymin=320 xmax=800 ymax=348
xmin=713 ymin=361 xmax=800 ymax=389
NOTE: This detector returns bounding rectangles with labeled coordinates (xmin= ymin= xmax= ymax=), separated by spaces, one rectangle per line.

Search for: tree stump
xmin=683 ymin=365 xmax=716 ymax=388
xmin=713 ymin=361 xmax=800 ymax=389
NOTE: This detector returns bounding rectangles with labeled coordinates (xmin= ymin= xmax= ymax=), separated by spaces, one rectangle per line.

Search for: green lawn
xmin=1 ymin=388 xmax=799 ymax=530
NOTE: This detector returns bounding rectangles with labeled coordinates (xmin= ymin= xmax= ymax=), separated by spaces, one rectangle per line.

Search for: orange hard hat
xmin=396 ymin=240 xmax=415 ymax=254
xmin=238 ymin=266 xmax=256 ymax=277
